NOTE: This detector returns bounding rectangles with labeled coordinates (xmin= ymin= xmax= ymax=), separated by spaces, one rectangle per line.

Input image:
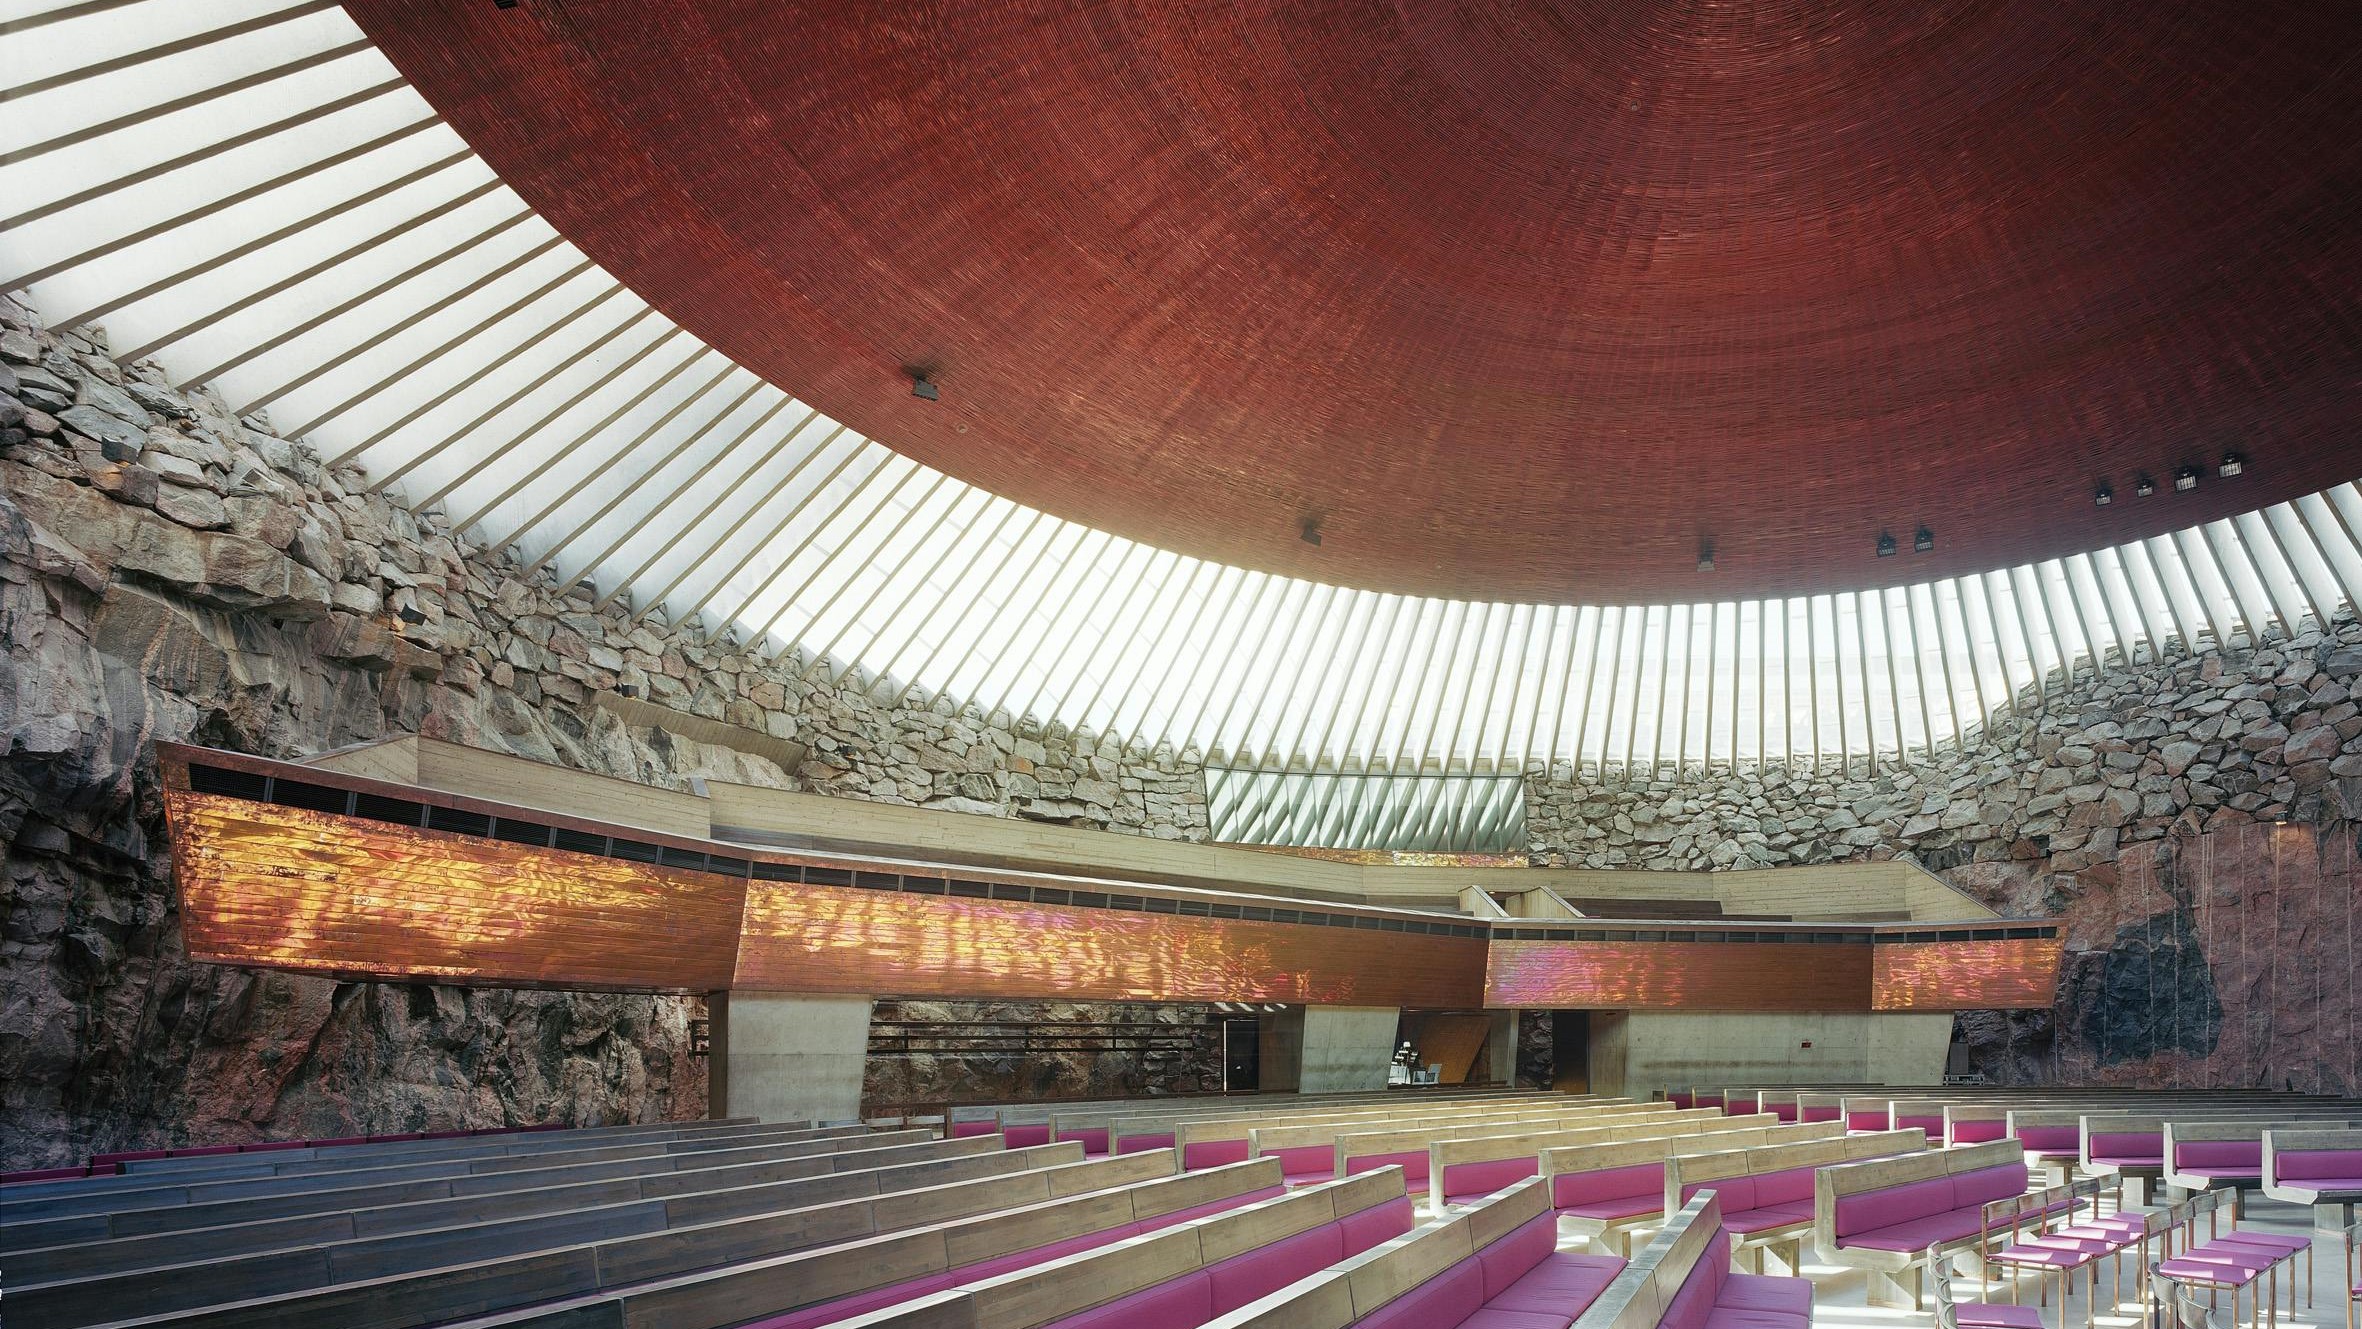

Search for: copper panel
xmin=1484 ymin=941 xmax=1873 ymax=1011
xmin=164 ymin=792 xmax=743 ymax=991
xmin=735 ymin=879 xmax=1487 ymax=1006
xmin=1871 ymin=939 xmax=2063 ymax=1011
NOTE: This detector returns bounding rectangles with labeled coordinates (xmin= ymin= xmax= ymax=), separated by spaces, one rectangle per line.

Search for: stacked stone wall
xmin=0 ymin=299 xmax=1205 ymax=1168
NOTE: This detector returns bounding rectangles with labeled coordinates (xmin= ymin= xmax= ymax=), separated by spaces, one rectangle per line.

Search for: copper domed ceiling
xmin=348 ymin=0 xmax=2362 ymax=602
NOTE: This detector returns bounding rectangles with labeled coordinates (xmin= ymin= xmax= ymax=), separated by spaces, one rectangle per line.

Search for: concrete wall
xmin=1298 ymin=1005 xmax=1403 ymax=1092
xmin=710 ymin=992 xmax=873 ymax=1124
xmin=1590 ymin=1011 xmax=1951 ymax=1097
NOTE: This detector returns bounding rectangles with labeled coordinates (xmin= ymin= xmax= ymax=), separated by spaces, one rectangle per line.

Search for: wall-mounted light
xmin=1913 ymin=526 xmax=1935 ymax=553
xmin=1300 ymin=516 xmax=1322 ymax=546
xmin=1875 ymin=532 xmax=1898 ymax=558
xmin=2133 ymin=474 xmax=2156 ymax=498
xmin=2093 ymin=483 xmax=2113 ymax=507
xmin=2174 ymin=466 xmax=2200 ymax=492
xmin=1697 ymin=540 xmax=1716 ymax=573
xmin=910 ymin=373 xmax=939 ymax=401
xmin=2218 ymin=451 xmax=2246 ymax=478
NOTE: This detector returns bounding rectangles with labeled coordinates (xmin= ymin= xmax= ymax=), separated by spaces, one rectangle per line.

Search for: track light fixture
xmin=2218 ymin=451 xmax=2246 ymax=478
xmin=1913 ymin=526 xmax=1934 ymax=553
xmin=1875 ymin=531 xmax=1897 ymax=558
xmin=2093 ymin=483 xmax=2113 ymax=507
xmin=2175 ymin=465 xmax=2200 ymax=492
xmin=910 ymin=373 xmax=939 ymax=401
xmin=1697 ymin=540 xmax=1715 ymax=572
xmin=1300 ymin=516 xmax=1322 ymax=546
xmin=2134 ymin=474 xmax=2156 ymax=497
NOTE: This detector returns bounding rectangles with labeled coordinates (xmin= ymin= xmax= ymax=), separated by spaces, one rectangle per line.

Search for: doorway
xmin=1221 ymin=1018 xmax=1261 ymax=1092
xmin=1552 ymin=1010 xmax=1592 ymax=1093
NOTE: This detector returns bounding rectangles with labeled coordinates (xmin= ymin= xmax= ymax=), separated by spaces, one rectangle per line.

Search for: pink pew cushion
xmin=1688 ymin=1176 xmax=1757 ymax=1212
xmin=1117 ymin=1133 xmax=1175 ymax=1154
xmin=1660 ymin=1233 xmax=1731 ymax=1329
xmin=1847 ymin=1112 xmax=1890 ymax=1132
xmin=1454 ymin=1311 xmax=1573 ymax=1328
xmin=950 ymin=1121 xmax=999 ymax=1138
xmin=1041 ymin=1270 xmax=1213 ymax=1329
xmin=1061 ymin=1128 xmax=1111 ymax=1155
xmin=1833 ymin=1175 xmax=1956 ymax=1237
xmin=1486 ymin=1252 xmax=1627 ymax=1319
xmin=1347 ymin=1150 xmax=1429 ymax=1189
xmin=1181 ymin=1139 xmax=1251 ymax=1170
xmin=1752 ymin=1164 xmax=1818 ymax=1208
xmin=2087 ymin=1131 xmax=2162 ymax=1165
xmin=1897 ymin=1115 xmax=1944 ymax=1135
xmin=1208 ymin=1223 xmax=1347 ymax=1315
xmin=306 ymin=1136 xmax=369 ymax=1149
xmin=1721 ymin=1201 xmax=1812 ymax=1234
xmin=1719 ymin=1274 xmax=1812 ymax=1315
xmin=2015 ymin=1125 xmax=2078 ymax=1154
xmin=2277 ymin=1150 xmax=2362 ymax=1181
xmin=1769 ymin=1105 xmax=1799 ymax=1123
xmin=1339 ymin=1195 xmax=1418 ymax=1252
xmin=1800 ymin=1106 xmax=1841 ymax=1123
xmin=238 ymin=1141 xmax=306 ymax=1153
xmin=90 ymin=1150 xmax=168 ymax=1165
xmin=2177 ymin=1141 xmax=2260 ymax=1170
xmin=1352 ymin=1256 xmax=1486 ymax=1329
xmin=1838 ymin=1209 xmax=1987 ymax=1252
xmin=1444 ymin=1157 xmax=1541 ymax=1205
xmin=1952 ymin=1162 xmax=2030 ymax=1209
xmin=1003 ymin=1124 xmax=1053 ymax=1149
xmin=1552 ymin=1162 xmax=1663 ymax=1209
xmin=1479 ymin=1213 xmax=1561 ymax=1298
xmin=1267 ymin=1144 xmax=1334 ymax=1181
xmin=1951 ymin=1121 xmax=2008 ymax=1144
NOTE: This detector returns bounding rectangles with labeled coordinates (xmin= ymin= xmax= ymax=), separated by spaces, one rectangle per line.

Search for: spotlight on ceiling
xmin=2094 ymin=483 xmax=2113 ymax=507
xmin=493 ymin=0 xmax=518 ymax=7
xmin=2134 ymin=474 xmax=2156 ymax=498
xmin=2218 ymin=451 xmax=2246 ymax=478
xmin=1914 ymin=526 xmax=1935 ymax=553
xmin=910 ymin=373 xmax=939 ymax=402
xmin=2175 ymin=465 xmax=2201 ymax=492
xmin=1875 ymin=532 xmax=1898 ymax=558
xmin=1697 ymin=541 xmax=1715 ymax=573
xmin=1300 ymin=516 xmax=1322 ymax=546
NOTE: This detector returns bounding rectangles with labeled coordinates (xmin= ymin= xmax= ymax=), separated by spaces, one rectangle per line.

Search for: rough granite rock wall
xmin=0 ymin=298 xmax=1206 ymax=1169
xmin=1524 ymin=620 xmax=2362 ymax=1092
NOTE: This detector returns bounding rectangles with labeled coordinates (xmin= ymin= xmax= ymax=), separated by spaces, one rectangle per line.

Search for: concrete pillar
xmin=1487 ymin=1010 xmax=1520 ymax=1085
xmin=1298 ymin=1005 xmax=1401 ymax=1091
xmin=708 ymin=991 xmax=872 ymax=1124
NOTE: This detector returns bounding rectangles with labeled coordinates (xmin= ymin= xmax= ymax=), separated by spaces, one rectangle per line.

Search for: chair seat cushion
xmin=1718 ymin=1274 xmax=1812 ymax=1315
xmin=2204 ymin=1232 xmax=2310 ymax=1256
xmin=1991 ymin=1243 xmax=2095 ymax=1268
xmin=2158 ymin=1254 xmax=2267 ymax=1283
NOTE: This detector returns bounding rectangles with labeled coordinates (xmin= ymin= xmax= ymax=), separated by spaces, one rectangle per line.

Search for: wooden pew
xmin=438 ymin=1158 xmax=1296 ymax=1329
xmin=1446 ymin=1113 xmax=1789 ymax=1217
xmin=1531 ymin=1119 xmax=1829 ymax=1256
xmin=1158 ymin=1096 xmax=1600 ymax=1170
xmin=2263 ymin=1128 xmax=2362 ymax=1231
xmin=1661 ymin=1127 xmax=1926 ymax=1271
xmin=6 ymin=1139 xmax=1085 ymax=1322
xmin=72 ymin=1149 xmax=1181 ymax=1329
xmin=0 ymin=1127 xmax=947 ymax=1251
xmin=1569 ymin=1191 xmax=1811 ymax=1329
xmin=1 ymin=1121 xmax=878 ymax=1228
xmin=830 ymin=1168 xmax=1415 ymax=1328
xmin=1323 ymin=1105 xmax=1706 ymax=1198
xmin=1812 ymin=1139 xmax=2026 ymax=1307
